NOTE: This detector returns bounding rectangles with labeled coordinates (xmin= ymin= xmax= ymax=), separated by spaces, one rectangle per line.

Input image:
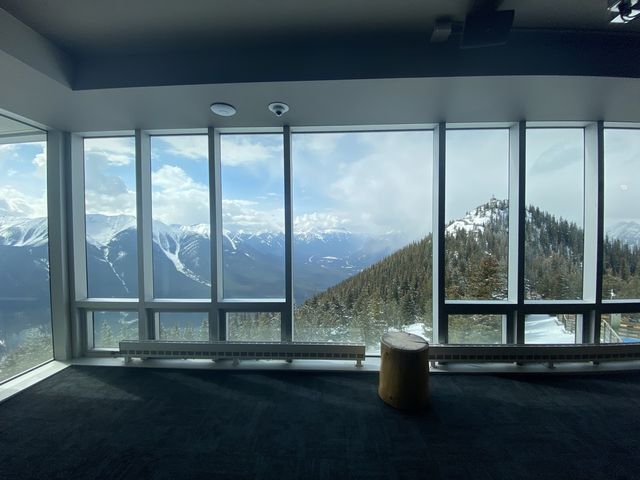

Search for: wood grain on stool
xmin=378 ymin=332 xmax=429 ymax=410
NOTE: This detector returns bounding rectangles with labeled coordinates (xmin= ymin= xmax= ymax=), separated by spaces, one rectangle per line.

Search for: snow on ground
xmin=524 ymin=314 xmax=575 ymax=344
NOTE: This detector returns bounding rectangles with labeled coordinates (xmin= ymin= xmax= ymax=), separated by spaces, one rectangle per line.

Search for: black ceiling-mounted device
xmin=461 ymin=9 xmax=515 ymax=49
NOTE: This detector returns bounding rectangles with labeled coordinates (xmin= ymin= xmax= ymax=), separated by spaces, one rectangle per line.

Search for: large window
xmin=157 ymin=312 xmax=209 ymax=341
xmin=445 ymin=129 xmax=510 ymax=301
xmin=524 ymin=314 xmax=577 ymax=344
xmin=525 ymin=129 xmax=584 ymax=300
xmin=448 ymin=315 xmax=504 ymax=344
xmin=227 ymin=312 xmax=281 ymax=342
xmin=71 ymin=124 xmax=640 ymax=356
xmin=84 ymin=137 xmax=137 ymax=298
xmin=220 ymin=134 xmax=285 ymax=299
xmin=151 ymin=135 xmax=211 ymax=299
xmin=292 ymin=130 xmax=433 ymax=352
xmin=603 ymin=129 xmax=640 ymax=300
xmin=91 ymin=311 xmax=138 ymax=348
xmin=600 ymin=313 xmax=640 ymax=343
xmin=0 ymin=119 xmax=52 ymax=382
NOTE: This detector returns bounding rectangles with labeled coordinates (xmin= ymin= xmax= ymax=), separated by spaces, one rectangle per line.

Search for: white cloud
xmin=294 ymin=212 xmax=350 ymax=233
xmin=222 ymin=199 xmax=258 ymax=207
xmin=155 ymin=136 xmax=208 ymax=161
xmin=220 ymin=135 xmax=282 ymax=167
xmin=444 ymin=129 xmax=510 ymax=222
xmin=603 ymin=130 xmax=640 ymax=226
xmin=0 ymin=144 xmax=17 ymax=153
xmin=293 ymin=133 xmax=344 ymax=156
xmin=0 ymin=144 xmax=20 ymax=171
xmin=295 ymin=131 xmax=433 ymax=239
xmin=85 ymin=189 xmax=137 ymax=217
xmin=525 ymin=129 xmax=584 ymax=224
xmin=32 ymin=151 xmax=46 ymax=179
xmin=0 ymin=186 xmax=46 ymax=217
xmin=152 ymin=165 xmax=210 ymax=225
xmin=0 ymin=143 xmax=47 ymax=218
xmin=222 ymin=199 xmax=284 ymax=233
xmin=84 ymin=137 xmax=134 ymax=166
xmin=85 ymin=160 xmax=136 ymax=216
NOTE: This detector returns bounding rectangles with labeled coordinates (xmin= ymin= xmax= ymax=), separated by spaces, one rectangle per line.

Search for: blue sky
xmin=151 ymin=135 xmax=209 ymax=227
xmin=0 ymin=141 xmax=47 ymax=217
xmin=292 ymin=131 xmax=433 ymax=239
xmin=220 ymin=134 xmax=284 ymax=233
xmin=3 ymin=128 xmax=639 ymax=235
xmin=84 ymin=136 xmax=136 ymax=217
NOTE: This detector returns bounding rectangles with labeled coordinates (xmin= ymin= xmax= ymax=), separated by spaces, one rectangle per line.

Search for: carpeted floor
xmin=0 ymin=366 xmax=639 ymax=480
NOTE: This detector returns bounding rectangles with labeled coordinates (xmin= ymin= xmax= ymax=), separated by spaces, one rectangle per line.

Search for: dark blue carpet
xmin=0 ymin=365 xmax=639 ymax=479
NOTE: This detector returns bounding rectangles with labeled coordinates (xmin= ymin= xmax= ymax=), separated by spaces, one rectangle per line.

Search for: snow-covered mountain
xmin=85 ymin=214 xmax=136 ymax=246
xmin=446 ymin=197 xmax=508 ymax=236
xmin=0 ymin=214 xmax=401 ymax=303
xmin=4 ymin=199 xmax=636 ymax=307
xmin=0 ymin=216 xmax=48 ymax=247
xmin=607 ymin=221 xmax=640 ymax=248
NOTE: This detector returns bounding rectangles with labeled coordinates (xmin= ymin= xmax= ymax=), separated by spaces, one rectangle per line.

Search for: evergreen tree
xmin=99 ymin=319 xmax=115 ymax=347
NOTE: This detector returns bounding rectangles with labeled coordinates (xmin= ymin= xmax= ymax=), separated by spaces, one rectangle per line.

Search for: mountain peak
xmin=446 ymin=199 xmax=508 ymax=236
xmin=607 ymin=220 xmax=640 ymax=247
xmin=86 ymin=214 xmax=136 ymax=246
xmin=0 ymin=216 xmax=48 ymax=247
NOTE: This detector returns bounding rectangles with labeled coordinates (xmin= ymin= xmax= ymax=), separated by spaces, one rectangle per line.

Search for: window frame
xmin=65 ymin=122 xmax=640 ymax=356
xmin=0 ymin=124 xmax=54 ymax=383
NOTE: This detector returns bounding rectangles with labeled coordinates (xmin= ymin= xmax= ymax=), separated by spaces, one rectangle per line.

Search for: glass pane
xmin=0 ymin=126 xmax=53 ymax=382
xmin=524 ymin=314 xmax=577 ymax=344
xmin=158 ymin=312 xmax=209 ymax=341
xmin=92 ymin=311 xmax=138 ymax=348
xmin=603 ymin=129 xmax=640 ymax=300
xmin=220 ymin=134 xmax=285 ymax=299
xmin=294 ymin=324 xmax=365 ymax=344
xmin=448 ymin=315 xmax=503 ymax=344
xmin=525 ymin=129 xmax=584 ymax=300
xmin=292 ymin=131 xmax=433 ymax=353
xmin=445 ymin=129 xmax=510 ymax=300
xmin=601 ymin=313 xmax=640 ymax=343
xmin=227 ymin=312 xmax=281 ymax=342
xmin=84 ymin=137 xmax=137 ymax=298
xmin=151 ymin=135 xmax=211 ymax=299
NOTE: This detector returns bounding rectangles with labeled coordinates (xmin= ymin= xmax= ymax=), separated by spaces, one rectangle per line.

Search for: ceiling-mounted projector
xmin=461 ymin=10 xmax=515 ymax=49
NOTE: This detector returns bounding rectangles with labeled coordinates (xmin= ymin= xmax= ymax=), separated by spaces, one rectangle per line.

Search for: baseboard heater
xmin=119 ymin=340 xmax=366 ymax=367
xmin=428 ymin=343 xmax=640 ymax=365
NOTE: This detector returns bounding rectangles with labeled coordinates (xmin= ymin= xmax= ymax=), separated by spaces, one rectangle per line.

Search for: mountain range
xmin=1 ymin=208 xmax=639 ymax=301
xmin=1 ymin=203 xmax=639 ymax=346
xmin=0 ymin=213 xmax=404 ymax=304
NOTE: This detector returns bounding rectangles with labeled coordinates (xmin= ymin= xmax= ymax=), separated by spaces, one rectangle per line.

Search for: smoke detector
xmin=210 ymin=103 xmax=237 ymax=117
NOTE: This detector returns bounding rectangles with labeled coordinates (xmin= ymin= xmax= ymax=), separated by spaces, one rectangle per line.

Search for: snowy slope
xmin=446 ymin=198 xmax=508 ymax=236
xmin=607 ymin=221 xmax=640 ymax=248
xmin=86 ymin=214 xmax=136 ymax=246
xmin=0 ymin=216 xmax=48 ymax=247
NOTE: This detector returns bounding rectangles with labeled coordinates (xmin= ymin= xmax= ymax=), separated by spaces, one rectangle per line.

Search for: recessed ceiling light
xmin=210 ymin=103 xmax=237 ymax=117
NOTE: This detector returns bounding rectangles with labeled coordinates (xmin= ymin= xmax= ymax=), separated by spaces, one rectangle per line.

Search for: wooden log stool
xmin=378 ymin=332 xmax=429 ymax=410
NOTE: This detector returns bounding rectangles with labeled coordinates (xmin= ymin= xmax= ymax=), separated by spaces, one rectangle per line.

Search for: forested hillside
xmin=297 ymin=199 xmax=640 ymax=347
